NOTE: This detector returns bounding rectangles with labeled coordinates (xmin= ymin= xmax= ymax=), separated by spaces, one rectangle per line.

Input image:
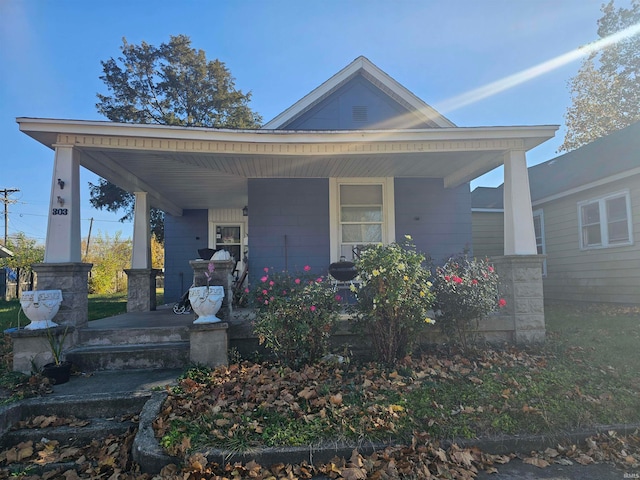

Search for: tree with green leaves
xmin=92 ymin=35 xmax=262 ymax=240
xmin=2 ymin=233 xmax=44 ymax=296
xmin=560 ymin=0 xmax=640 ymax=152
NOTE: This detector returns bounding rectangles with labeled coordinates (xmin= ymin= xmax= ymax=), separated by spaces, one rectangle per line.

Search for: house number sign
xmin=52 ymin=208 xmax=68 ymax=215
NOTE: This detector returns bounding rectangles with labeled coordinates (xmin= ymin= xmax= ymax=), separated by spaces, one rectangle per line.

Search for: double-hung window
xmin=578 ymin=191 xmax=633 ymax=249
xmin=330 ymin=178 xmax=395 ymax=261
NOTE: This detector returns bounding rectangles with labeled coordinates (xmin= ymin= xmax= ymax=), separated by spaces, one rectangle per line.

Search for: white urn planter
xmin=189 ymin=286 xmax=224 ymax=324
xmin=20 ymin=290 xmax=63 ymax=330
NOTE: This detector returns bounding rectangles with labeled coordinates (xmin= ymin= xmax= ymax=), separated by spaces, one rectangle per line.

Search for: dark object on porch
xmin=198 ymin=248 xmax=217 ymax=260
xmin=328 ymin=261 xmax=358 ymax=282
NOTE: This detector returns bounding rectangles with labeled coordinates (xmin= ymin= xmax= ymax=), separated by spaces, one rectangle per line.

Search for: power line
xmin=1 ymin=188 xmax=20 ymax=246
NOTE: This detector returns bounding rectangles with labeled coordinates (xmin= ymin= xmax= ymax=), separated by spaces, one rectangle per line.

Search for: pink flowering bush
xmin=432 ymin=256 xmax=505 ymax=349
xmin=251 ymin=266 xmax=342 ymax=368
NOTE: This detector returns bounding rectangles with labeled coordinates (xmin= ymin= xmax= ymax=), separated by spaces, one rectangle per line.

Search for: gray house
xmin=18 ymin=56 xmax=555 ymax=344
xmin=472 ymin=120 xmax=640 ymax=304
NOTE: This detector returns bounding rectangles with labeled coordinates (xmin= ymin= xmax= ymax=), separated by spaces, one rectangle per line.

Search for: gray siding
xmin=541 ymin=174 xmax=640 ymax=304
xmin=164 ymin=209 xmax=209 ymax=302
xmin=282 ymin=75 xmax=433 ymax=130
xmin=394 ymin=178 xmax=472 ymax=264
xmin=248 ymin=179 xmax=330 ymax=282
xmin=472 ymin=211 xmax=504 ymax=258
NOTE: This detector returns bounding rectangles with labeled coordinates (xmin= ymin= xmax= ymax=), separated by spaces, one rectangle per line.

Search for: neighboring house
xmin=18 ymin=56 xmax=556 ymax=343
xmin=472 ymin=120 xmax=640 ymax=304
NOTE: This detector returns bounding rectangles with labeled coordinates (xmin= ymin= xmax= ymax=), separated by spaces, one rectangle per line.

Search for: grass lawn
xmin=0 ymin=298 xmax=639 ymax=477
xmin=157 ymin=301 xmax=640 ymax=458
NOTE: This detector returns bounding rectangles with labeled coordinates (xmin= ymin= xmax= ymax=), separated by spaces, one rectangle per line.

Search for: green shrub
xmin=351 ymin=236 xmax=435 ymax=363
xmin=251 ymin=266 xmax=342 ymax=368
xmin=432 ymin=256 xmax=505 ymax=349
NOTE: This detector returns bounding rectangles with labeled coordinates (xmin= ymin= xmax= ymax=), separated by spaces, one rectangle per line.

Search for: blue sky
xmin=0 ymin=0 xmax=622 ymax=243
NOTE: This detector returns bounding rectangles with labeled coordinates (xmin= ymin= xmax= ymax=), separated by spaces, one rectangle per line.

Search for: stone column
xmin=124 ymin=268 xmax=161 ymax=312
xmin=32 ymin=262 xmax=92 ymax=328
xmin=125 ymin=192 xmax=157 ymax=312
xmin=492 ymin=255 xmax=546 ymax=344
xmin=189 ymin=259 xmax=235 ymax=321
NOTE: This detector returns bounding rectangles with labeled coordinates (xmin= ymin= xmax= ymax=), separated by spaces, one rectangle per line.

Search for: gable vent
xmin=352 ymin=105 xmax=368 ymax=123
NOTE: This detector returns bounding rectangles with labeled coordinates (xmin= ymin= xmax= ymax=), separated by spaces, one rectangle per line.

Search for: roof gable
xmin=263 ymin=56 xmax=455 ymax=130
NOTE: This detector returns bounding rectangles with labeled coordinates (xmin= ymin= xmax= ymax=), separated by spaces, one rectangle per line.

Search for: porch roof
xmin=18 ymin=117 xmax=557 ymax=217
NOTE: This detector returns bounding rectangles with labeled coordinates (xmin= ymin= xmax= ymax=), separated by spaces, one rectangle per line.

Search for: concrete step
xmin=66 ymin=342 xmax=190 ymax=371
xmin=77 ymin=326 xmax=190 ymax=346
xmin=1 ymin=416 xmax=137 ymax=447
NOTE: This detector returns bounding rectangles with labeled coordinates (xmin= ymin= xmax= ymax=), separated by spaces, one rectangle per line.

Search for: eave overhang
xmin=17 ymin=118 xmax=558 ymax=212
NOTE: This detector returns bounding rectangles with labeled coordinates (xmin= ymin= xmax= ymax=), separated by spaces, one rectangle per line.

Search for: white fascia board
xmin=262 ymin=56 xmax=456 ymax=129
xmin=17 ymin=118 xmax=558 ymax=151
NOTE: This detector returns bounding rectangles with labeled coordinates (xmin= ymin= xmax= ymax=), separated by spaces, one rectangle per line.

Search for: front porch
xmin=11 ymin=250 xmax=545 ymax=373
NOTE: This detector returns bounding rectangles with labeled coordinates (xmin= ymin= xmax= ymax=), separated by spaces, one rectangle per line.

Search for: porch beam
xmin=443 ymin=151 xmax=505 ymax=188
xmin=503 ymin=149 xmax=537 ymax=255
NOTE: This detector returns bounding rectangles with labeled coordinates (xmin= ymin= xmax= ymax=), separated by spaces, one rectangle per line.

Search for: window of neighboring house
xmin=330 ymin=178 xmax=395 ymax=261
xmin=578 ymin=191 xmax=633 ymax=249
xmin=533 ymin=209 xmax=547 ymax=276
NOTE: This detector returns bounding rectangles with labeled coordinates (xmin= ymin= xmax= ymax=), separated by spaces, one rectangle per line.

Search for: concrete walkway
xmin=47 ymin=368 xmax=184 ymax=397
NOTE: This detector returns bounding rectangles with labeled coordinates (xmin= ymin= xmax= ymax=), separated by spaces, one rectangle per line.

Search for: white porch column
xmin=503 ymin=149 xmax=536 ymax=255
xmin=131 ymin=191 xmax=151 ymax=269
xmin=44 ymin=144 xmax=81 ymax=263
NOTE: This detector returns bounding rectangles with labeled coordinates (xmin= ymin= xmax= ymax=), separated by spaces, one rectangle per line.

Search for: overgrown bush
xmin=432 ymin=256 xmax=505 ymax=349
xmin=351 ymin=236 xmax=435 ymax=363
xmin=251 ymin=266 xmax=342 ymax=368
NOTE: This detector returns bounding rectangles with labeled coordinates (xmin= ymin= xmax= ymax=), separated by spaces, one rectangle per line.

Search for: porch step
xmin=65 ymin=342 xmax=190 ymax=371
xmin=77 ymin=326 xmax=190 ymax=346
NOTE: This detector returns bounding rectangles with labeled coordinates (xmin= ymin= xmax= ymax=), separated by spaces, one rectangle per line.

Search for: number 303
xmin=52 ymin=208 xmax=68 ymax=215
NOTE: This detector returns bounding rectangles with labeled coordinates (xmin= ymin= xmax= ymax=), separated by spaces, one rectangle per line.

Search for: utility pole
xmin=85 ymin=217 xmax=94 ymax=259
xmin=1 ymin=188 xmax=19 ymax=246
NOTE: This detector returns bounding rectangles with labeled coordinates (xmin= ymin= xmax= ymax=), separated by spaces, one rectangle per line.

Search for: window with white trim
xmin=330 ymin=178 xmax=395 ymax=261
xmin=533 ymin=209 xmax=547 ymax=276
xmin=578 ymin=191 xmax=633 ymax=249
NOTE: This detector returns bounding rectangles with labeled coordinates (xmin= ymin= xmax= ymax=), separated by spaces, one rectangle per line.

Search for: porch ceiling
xmin=18 ymin=118 xmax=558 ymax=214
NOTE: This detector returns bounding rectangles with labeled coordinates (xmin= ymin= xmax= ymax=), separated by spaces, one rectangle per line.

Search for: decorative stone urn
xmin=20 ymin=290 xmax=63 ymax=330
xmin=189 ymin=286 xmax=224 ymax=324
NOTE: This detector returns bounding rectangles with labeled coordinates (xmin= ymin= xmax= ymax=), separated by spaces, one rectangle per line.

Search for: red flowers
xmin=453 ymin=276 xmax=463 ymax=284
xmin=304 ymin=265 xmax=311 ymax=272
xmin=498 ymin=298 xmax=507 ymax=307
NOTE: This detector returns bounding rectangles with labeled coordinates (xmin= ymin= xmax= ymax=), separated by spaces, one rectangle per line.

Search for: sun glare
xmin=434 ymin=21 xmax=640 ymax=115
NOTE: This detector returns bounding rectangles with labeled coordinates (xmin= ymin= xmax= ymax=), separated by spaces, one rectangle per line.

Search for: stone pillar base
xmin=189 ymin=323 xmax=228 ymax=367
xmin=32 ymin=263 xmax=92 ymax=329
xmin=492 ymin=255 xmax=546 ymax=344
xmin=10 ymin=326 xmax=75 ymax=374
xmin=190 ymin=260 xmax=235 ymax=321
xmin=124 ymin=268 xmax=161 ymax=312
